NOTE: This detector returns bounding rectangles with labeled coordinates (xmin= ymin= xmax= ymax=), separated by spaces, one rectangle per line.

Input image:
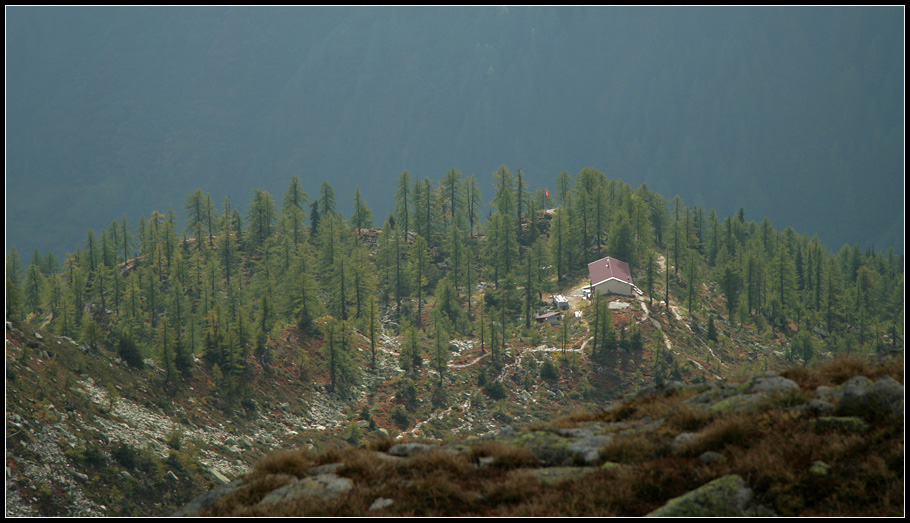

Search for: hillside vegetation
xmin=6 ymin=165 xmax=904 ymax=516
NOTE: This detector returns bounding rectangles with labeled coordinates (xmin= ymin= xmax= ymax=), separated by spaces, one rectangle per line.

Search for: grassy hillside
xmin=182 ymin=354 xmax=903 ymax=517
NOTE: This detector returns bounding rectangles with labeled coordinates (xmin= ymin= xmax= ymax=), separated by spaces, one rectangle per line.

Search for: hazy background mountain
xmin=6 ymin=6 xmax=904 ymax=259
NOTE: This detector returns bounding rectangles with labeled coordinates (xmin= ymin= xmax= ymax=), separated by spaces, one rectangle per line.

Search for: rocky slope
xmin=174 ymin=356 xmax=904 ymax=517
xmin=5 ymin=288 xmax=903 ymax=517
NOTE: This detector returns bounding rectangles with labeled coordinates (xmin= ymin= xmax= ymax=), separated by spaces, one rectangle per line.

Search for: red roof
xmin=588 ymin=256 xmax=632 ymax=287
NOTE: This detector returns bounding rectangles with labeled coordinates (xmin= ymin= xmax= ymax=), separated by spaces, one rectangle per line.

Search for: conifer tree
xmin=440 ymin=167 xmax=463 ymax=230
xmin=685 ymin=248 xmax=700 ymax=316
xmin=120 ymin=215 xmax=133 ymax=263
xmin=465 ymin=174 xmax=483 ymax=236
xmin=432 ymin=312 xmax=450 ymax=385
xmin=185 ymin=189 xmax=208 ymax=248
xmin=609 ymin=209 xmax=637 ymax=268
xmin=351 ymin=185 xmax=374 ymax=235
xmin=319 ymin=181 xmax=337 ymax=218
xmin=645 ymin=249 xmax=656 ymax=306
xmin=24 ymin=263 xmax=43 ymax=315
xmin=395 ymin=170 xmax=412 ymax=233
xmin=281 ymin=175 xmax=309 ymax=247
xmin=550 ymin=207 xmax=569 ymax=283
xmin=6 ymin=275 xmax=24 ymax=323
xmin=219 ymin=196 xmax=238 ymax=285
xmin=245 ymin=189 xmax=277 ymax=253
xmin=368 ymin=296 xmax=378 ymax=370
xmin=409 ymin=234 xmax=430 ymax=328
xmin=294 ymin=243 xmax=322 ymax=333
xmin=159 ymin=320 xmax=176 ymax=385
xmin=323 ymin=320 xmax=357 ymax=396
xmin=719 ymin=263 xmax=743 ymax=323
xmin=399 ymin=322 xmax=421 ymax=373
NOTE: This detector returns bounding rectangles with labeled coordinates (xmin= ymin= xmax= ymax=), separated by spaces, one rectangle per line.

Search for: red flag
xmin=545 ymin=189 xmax=550 ymax=197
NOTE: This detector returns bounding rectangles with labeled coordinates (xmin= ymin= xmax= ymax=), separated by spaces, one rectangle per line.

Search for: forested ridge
xmin=6 ymin=164 xmax=904 ymax=400
xmin=4 ymin=164 xmax=905 ymax=517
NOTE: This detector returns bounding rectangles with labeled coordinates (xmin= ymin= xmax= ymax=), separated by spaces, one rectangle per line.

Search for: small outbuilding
xmin=587 ymin=256 xmax=634 ymax=297
xmin=535 ymin=311 xmax=563 ymax=323
xmin=552 ymin=295 xmax=570 ymax=310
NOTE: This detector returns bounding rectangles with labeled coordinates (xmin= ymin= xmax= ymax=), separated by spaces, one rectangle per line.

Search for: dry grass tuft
xmin=783 ymin=354 xmax=904 ymax=389
xmin=338 ymin=447 xmax=398 ymax=482
xmin=247 ymin=448 xmax=315 ymax=481
xmin=207 ymin=473 xmax=297 ymax=516
xmin=363 ymin=436 xmax=395 ymax=453
xmin=599 ymin=432 xmax=663 ymax=463
xmin=468 ymin=440 xmax=540 ymax=469
xmin=664 ymin=404 xmax=716 ymax=433
xmin=404 ymin=448 xmax=473 ymax=477
xmin=677 ymin=412 xmax=762 ymax=457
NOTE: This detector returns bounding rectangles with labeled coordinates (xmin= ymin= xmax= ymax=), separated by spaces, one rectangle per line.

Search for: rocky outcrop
xmin=175 ymin=367 xmax=903 ymax=517
xmin=645 ymin=474 xmax=770 ymax=517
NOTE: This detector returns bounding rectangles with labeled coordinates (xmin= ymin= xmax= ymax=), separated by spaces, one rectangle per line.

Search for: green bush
xmin=117 ymin=334 xmax=144 ymax=368
xmin=111 ymin=441 xmax=137 ymax=469
xmin=540 ymin=358 xmax=559 ymax=381
xmin=483 ymin=380 xmax=507 ymax=400
xmin=390 ymin=405 xmax=409 ymax=429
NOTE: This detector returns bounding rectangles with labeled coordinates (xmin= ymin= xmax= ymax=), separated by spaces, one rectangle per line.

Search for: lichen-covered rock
xmin=863 ymin=376 xmax=904 ymax=417
xmin=369 ymin=497 xmax=394 ymax=511
xmin=172 ymin=479 xmax=245 ymax=517
xmin=837 ymin=376 xmax=904 ymax=418
xmin=671 ymin=432 xmax=700 ymax=454
xmin=793 ymin=398 xmax=837 ymax=416
xmin=707 ymin=393 xmax=766 ymax=414
xmin=698 ymin=451 xmax=725 ymax=465
xmin=683 ymin=373 xmax=801 ymax=414
xmin=257 ymin=474 xmax=353 ymax=507
xmin=497 ymin=428 xmax=613 ymax=466
xmin=387 ymin=442 xmax=436 ymax=457
xmin=809 ymin=461 xmax=831 ymax=476
xmin=745 ymin=374 xmax=800 ymax=396
xmin=645 ymin=474 xmax=759 ymax=517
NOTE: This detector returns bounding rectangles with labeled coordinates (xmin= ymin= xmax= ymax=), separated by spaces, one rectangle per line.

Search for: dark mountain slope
xmin=6 ymin=7 xmax=904 ymax=259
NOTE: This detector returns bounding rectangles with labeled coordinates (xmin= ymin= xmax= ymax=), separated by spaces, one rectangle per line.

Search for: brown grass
xmin=599 ymin=432 xmax=663 ymax=463
xmin=664 ymin=404 xmax=717 ymax=433
xmin=782 ymin=354 xmax=904 ymax=389
xmin=246 ymin=448 xmax=315 ymax=481
xmin=468 ymin=440 xmax=540 ymax=469
xmin=216 ymin=354 xmax=904 ymax=517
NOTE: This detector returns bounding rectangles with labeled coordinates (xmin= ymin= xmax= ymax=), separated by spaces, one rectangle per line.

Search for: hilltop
xmin=5 ymin=166 xmax=904 ymax=516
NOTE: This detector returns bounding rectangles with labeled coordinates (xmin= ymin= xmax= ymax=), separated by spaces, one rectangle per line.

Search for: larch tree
xmin=394 ymin=170 xmax=412 ymax=233
xmin=465 ymin=174 xmax=483 ymax=236
xmin=409 ymin=234 xmax=430 ymax=328
xmin=351 ymin=185 xmax=374 ymax=236
xmin=282 ymin=175 xmax=309 ymax=240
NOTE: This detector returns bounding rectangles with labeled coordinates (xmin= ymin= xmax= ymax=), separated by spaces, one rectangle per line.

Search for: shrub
xmin=540 ymin=358 xmax=559 ymax=381
xmin=249 ymin=449 xmax=315 ymax=480
xmin=483 ymin=380 xmax=507 ymax=400
xmin=468 ymin=440 xmax=539 ymax=469
xmin=346 ymin=423 xmax=363 ymax=445
xmin=599 ymin=433 xmax=659 ymax=463
xmin=111 ymin=440 xmax=138 ymax=470
xmin=391 ymin=405 xmax=409 ymax=430
xmin=117 ymin=334 xmax=144 ymax=368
